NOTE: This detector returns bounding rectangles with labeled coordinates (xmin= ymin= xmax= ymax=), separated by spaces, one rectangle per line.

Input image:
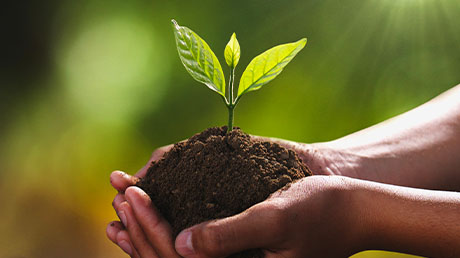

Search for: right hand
xmin=106 ymin=144 xmax=182 ymax=258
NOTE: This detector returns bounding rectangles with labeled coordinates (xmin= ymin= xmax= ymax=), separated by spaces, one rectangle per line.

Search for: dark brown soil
xmin=137 ymin=126 xmax=312 ymax=258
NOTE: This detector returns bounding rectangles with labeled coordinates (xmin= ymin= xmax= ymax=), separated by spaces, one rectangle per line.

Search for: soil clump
xmin=137 ymin=126 xmax=312 ymax=258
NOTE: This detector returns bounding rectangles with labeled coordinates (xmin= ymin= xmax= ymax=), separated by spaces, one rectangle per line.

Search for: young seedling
xmin=172 ymin=19 xmax=307 ymax=132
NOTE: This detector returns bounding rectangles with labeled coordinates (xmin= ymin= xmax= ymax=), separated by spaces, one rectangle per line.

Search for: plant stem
xmin=227 ymin=105 xmax=234 ymax=132
xmin=227 ymin=68 xmax=235 ymax=132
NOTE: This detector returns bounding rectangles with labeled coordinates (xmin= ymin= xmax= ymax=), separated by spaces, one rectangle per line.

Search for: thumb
xmin=174 ymin=202 xmax=285 ymax=258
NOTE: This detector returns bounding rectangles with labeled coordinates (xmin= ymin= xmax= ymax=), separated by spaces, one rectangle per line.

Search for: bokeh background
xmin=1 ymin=0 xmax=459 ymax=257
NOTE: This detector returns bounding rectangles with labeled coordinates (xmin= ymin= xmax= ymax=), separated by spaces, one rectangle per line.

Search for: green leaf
xmin=224 ymin=33 xmax=240 ymax=69
xmin=172 ymin=19 xmax=226 ymax=98
xmin=237 ymin=38 xmax=307 ymax=97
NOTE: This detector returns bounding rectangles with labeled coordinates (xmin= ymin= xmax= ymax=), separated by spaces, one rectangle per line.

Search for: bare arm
xmin=309 ymin=84 xmax=460 ymax=190
xmin=355 ymin=178 xmax=460 ymax=257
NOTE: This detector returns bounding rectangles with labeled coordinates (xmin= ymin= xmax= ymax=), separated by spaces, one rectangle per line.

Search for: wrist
xmin=332 ymin=176 xmax=374 ymax=254
xmin=344 ymin=178 xmax=380 ymax=253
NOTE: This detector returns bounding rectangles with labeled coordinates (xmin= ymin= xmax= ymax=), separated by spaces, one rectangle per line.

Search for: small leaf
xmin=237 ymin=38 xmax=307 ymax=97
xmin=224 ymin=33 xmax=240 ymax=69
xmin=172 ymin=19 xmax=226 ymax=98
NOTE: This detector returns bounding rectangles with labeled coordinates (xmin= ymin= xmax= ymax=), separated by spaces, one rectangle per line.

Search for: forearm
xmin=322 ymin=84 xmax=460 ymax=190
xmin=352 ymin=178 xmax=460 ymax=257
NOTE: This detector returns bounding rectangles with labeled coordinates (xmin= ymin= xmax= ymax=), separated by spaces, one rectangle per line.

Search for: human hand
xmin=106 ymin=144 xmax=182 ymax=257
xmin=173 ymin=175 xmax=364 ymax=258
xmin=173 ymin=174 xmax=460 ymax=258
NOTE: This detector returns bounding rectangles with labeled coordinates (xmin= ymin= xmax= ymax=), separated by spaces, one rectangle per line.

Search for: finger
xmin=119 ymin=201 xmax=159 ymax=258
xmin=116 ymin=230 xmax=141 ymax=258
xmin=112 ymin=193 xmax=126 ymax=214
xmin=135 ymin=163 xmax=149 ymax=179
xmin=125 ymin=186 xmax=181 ymax=258
xmin=111 ymin=171 xmax=139 ymax=192
xmin=107 ymin=221 xmax=124 ymax=244
xmin=116 ymin=230 xmax=134 ymax=257
xmin=175 ymin=202 xmax=286 ymax=258
xmin=135 ymin=144 xmax=174 ymax=178
xmin=132 ymin=248 xmax=141 ymax=258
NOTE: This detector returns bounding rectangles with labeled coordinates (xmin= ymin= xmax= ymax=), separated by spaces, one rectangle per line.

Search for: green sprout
xmin=172 ymin=19 xmax=307 ymax=132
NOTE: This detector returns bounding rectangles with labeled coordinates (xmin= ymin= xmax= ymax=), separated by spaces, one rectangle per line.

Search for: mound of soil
xmin=137 ymin=126 xmax=312 ymax=258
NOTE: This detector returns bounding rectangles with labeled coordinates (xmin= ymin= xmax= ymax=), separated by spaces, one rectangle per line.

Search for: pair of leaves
xmin=172 ymin=19 xmax=307 ymax=103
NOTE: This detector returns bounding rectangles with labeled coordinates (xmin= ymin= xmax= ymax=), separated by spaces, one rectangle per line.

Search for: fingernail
xmin=176 ymin=230 xmax=194 ymax=256
xmin=118 ymin=211 xmax=127 ymax=227
xmin=118 ymin=240 xmax=132 ymax=255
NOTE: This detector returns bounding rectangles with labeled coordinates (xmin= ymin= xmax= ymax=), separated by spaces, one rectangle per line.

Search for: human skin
xmin=106 ymin=84 xmax=460 ymax=257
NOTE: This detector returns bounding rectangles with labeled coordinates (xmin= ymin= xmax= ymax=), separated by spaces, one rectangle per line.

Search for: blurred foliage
xmin=1 ymin=0 xmax=459 ymax=257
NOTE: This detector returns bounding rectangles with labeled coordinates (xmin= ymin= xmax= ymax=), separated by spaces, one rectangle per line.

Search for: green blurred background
xmin=1 ymin=0 xmax=459 ymax=257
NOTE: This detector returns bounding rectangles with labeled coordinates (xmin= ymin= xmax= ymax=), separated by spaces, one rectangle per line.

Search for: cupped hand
xmin=106 ymin=144 xmax=182 ymax=257
xmin=173 ymin=175 xmax=363 ymax=258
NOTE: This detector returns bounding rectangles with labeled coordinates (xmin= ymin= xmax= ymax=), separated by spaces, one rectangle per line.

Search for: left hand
xmin=173 ymin=175 xmax=363 ymax=258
